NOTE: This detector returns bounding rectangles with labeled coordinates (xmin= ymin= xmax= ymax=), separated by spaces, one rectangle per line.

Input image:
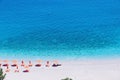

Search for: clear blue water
xmin=0 ymin=0 xmax=120 ymax=60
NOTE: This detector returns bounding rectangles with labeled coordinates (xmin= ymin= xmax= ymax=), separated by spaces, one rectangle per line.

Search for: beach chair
xmin=35 ymin=60 xmax=42 ymax=67
xmin=23 ymin=65 xmax=29 ymax=72
xmin=2 ymin=60 xmax=9 ymax=67
xmin=23 ymin=70 xmax=29 ymax=72
xmin=3 ymin=64 xmax=9 ymax=67
xmin=11 ymin=60 xmax=18 ymax=67
xmin=52 ymin=60 xmax=62 ymax=67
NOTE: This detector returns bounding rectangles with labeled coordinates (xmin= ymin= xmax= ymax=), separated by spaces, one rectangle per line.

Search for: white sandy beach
xmin=1 ymin=58 xmax=120 ymax=80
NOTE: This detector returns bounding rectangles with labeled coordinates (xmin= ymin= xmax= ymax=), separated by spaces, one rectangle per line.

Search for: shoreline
xmin=0 ymin=58 xmax=119 ymax=80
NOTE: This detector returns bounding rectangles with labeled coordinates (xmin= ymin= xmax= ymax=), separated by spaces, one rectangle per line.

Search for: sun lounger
xmin=23 ymin=70 xmax=29 ymax=72
xmin=11 ymin=64 xmax=17 ymax=67
xmin=52 ymin=60 xmax=62 ymax=67
xmin=3 ymin=64 xmax=9 ymax=67
xmin=35 ymin=64 xmax=41 ymax=67
xmin=52 ymin=64 xmax=62 ymax=67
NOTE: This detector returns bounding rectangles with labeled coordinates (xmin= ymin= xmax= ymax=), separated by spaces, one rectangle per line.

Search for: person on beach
xmin=21 ymin=60 xmax=25 ymax=67
xmin=28 ymin=61 xmax=33 ymax=67
xmin=5 ymin=66 xmax=10 ymax=72
xmin=14 ymin=66 xmax=19 ymax=73
xmin=46 ymin=61 xmax=50 ymax=67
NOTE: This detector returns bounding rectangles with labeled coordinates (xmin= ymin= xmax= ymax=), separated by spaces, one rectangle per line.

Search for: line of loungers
xmin=0 ymin=60 xmax=62 ymax=73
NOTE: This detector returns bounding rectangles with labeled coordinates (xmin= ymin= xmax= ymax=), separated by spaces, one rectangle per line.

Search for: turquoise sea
xmin=0 ymin=0 xmax=120 ymax=60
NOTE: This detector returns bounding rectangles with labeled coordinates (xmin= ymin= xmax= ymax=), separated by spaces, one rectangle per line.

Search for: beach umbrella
xmin=23 ymin=65 xmax=29 ymax=72
xmin=3 ymin=60 xmax=8 ymax=63
xmin=24 ymin=65 xmax=29 ymax=69
xmin=52 ymin=60 xmax=61 ymax=67
xmin=12 ymin=60 xmax=17 ymax=63
xmin=35 ymin=60 xmax=42 ymax=67
xmin=2 ymin=60 xmax=9 ymax=67
xmin=11 ymin=60 xmax=18 ymax=67
xmin=36 ymin=60 xmax=42 ymax=63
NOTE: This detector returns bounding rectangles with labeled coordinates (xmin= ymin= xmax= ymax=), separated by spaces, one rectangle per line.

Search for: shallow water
xmin=0 ymin=0 xmax=120 ymax=59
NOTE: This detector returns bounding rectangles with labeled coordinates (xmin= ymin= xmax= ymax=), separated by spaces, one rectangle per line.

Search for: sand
xmin=1 ymin=58 xmax=120 ymax=80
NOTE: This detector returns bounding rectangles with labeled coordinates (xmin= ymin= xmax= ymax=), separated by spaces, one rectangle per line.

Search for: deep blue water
xmin=0 ymin=0 xmax=120 ymax=60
